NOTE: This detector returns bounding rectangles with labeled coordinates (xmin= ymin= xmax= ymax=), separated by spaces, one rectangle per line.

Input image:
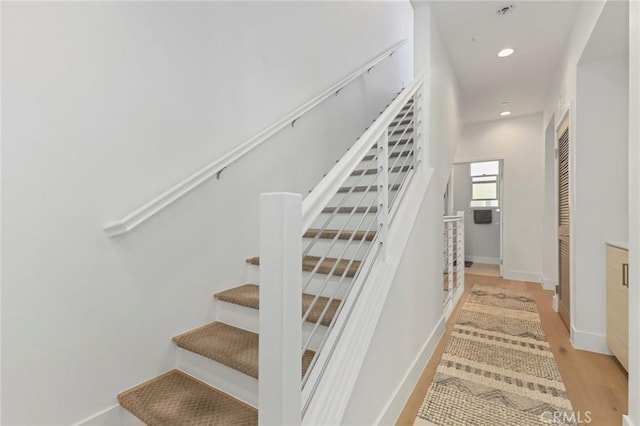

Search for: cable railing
xmin=443 ymin=212 xmax=465 ymax=317
xmin=258 ymin=74 xmax=425 ymax=425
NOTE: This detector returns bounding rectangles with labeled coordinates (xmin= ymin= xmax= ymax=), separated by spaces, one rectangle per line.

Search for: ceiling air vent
xmin=496 ymin=5 xmax=514 ymax=15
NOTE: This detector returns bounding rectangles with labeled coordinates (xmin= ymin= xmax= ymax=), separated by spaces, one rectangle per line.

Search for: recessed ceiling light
xmin=500 ymin=111 xmax=512 ymax=116
xmin=498 ymin=48 xmax=514 ymax=58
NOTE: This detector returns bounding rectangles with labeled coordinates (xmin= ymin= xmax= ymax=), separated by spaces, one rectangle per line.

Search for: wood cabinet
xmin=607 ymin=243 xmax=629 ymax=371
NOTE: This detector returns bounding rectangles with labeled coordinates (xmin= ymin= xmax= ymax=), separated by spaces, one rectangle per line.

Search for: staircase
xmin=117 ymin=94 xmax=418 ymax=424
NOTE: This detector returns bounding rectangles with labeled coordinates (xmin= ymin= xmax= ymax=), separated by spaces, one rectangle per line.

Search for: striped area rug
xmin=415 ymin=285 xmax=576 ymax=426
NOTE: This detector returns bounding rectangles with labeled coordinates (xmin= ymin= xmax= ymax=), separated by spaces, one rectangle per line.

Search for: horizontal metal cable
xmin=301 ymin=232 xmax=382 ymax=389
xmin=301 ymin=166 xmax=382 ymax=294
xmin=301 ymin=194 xmax=381 ymax=353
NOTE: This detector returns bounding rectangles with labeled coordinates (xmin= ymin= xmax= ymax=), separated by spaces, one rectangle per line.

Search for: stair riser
xmin=329 ymin=190 xmax=382 ymax=209
xmin=215 ymin=300 xmax=329 ymax=351
xmin=302 ymin=238 xmax=372 ymax=260
xmin=364 ymin=141 xmax=414 ymax=156
xmin=311 ymin=211 xmax=379 ymax=231
xmin=175 ymin=348 xmax=258 ymax=408
xmin=123 ymin=409 xmax=145 ymax=425
xmin=341 ymin=170 xmax=407 ymax=186
xmin=243 ymin=265 xmax=352 ymax=299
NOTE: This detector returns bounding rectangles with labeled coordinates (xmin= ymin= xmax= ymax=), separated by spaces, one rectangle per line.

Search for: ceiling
xmin=430 ymin=1 xmax=581 ymax=124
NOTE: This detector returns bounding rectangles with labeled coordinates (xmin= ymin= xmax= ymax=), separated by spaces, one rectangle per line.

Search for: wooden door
xmin=557 ymin=114 xmax=570 ymax=329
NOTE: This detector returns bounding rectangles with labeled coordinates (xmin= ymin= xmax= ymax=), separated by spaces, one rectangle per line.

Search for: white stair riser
xmin=302 ymin=237 xmax=372 ymax=260
xmin=342 ymin=170 xmax=411 ymax=189
xmin=311 ymin=211 xmax=379 ymax=231
xmin=215 ymin=300 xmax=329 ymax=352
xmin=242 ymin=264 xmax=352 ymax=300
xmin=123 ymin=410 xmax=145 ymax=426
xmin=175 ymin=349 xmax=259 ymax=408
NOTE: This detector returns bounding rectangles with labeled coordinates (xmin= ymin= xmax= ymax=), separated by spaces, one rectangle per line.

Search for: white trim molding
xmin=465 ymin=255 xmax=499 ymax=265
xmin=570 ymin=325 xmax=612 ymax=355
xmin=623 ymin=415 xmax=636 ymax=426
xmin=543 ymin=277 xmax=557 ymax=291
xmin=502 ymin=270 xmax=543 ymax=284
xmin=375 ymin=315 xmax=445 ymax=425
xmin=103 ymin=40 xmax=407 ymax=237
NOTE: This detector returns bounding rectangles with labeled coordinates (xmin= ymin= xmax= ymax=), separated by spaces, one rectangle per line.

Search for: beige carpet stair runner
xmin=117 ymin=93 xmax=414 ymax=425
xmin=215 ymin=284 xmax=341 ymax=327
xmin=172 ymin=322 xmax=315 ymax=379
xmin=246 ymin=255 xmax=362 ymax=278
xmin=118 ymin=370 xmax=257 ymax=425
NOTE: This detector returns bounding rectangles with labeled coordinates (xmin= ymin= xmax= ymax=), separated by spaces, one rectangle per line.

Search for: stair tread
xmin=338 ymin=183 xmax=401 ymax=193
xmin=322 ymin=206 xmax=378 ymax=214
xmin=173 ymin=322 xmax=315 ymax=379
xmin=246 ymin=255 xmax=361 ymax=278
xmin=303 ymin=228 xmax=376 ymax=241
xmin=118 ymin=369 xmax=257 ymax=425
xmin=215 ymin=284 xmax=341 ymax=327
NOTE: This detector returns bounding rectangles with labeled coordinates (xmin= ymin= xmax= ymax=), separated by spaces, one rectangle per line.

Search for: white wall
xmin=627 ymin=2 xmax=639 ymax=424
xmin=452 ymin=163 xmax=501 ymax=264
xmin=542 ymin=0 xmax=630 ymax=355
xmin=455 ymin=114 xmax=544 ymax=283
xmin=573 ymin=54 xmax=629 ymax=353
xmin=1 ymin=2 xmax=414 ymax=424
xmin=341 ymin=4 xmax=462 ymax=424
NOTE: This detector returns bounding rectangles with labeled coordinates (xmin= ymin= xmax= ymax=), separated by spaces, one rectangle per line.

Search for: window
xmin=470 ymin=161 xmax=499 ymax=207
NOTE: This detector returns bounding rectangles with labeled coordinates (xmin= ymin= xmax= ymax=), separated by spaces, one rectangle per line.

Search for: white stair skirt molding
xmin=375 ymin=315 xmax=445 ymax=425
xmin=302 ymin=167 xmax=434 ymax=426
xmin=175 ymin=348 xmax=259 ymax=408
xmin=465 ymin=255 xmax=499 ymax=265
xmin=570 ymin=325 xmax=612 ymax=355
xmin=623 ymin=414 xmax=637 ymax=426
xmin=502 ymin=270 xmax=543 ymax=283
xmin=73 ymin=404 xmax=123 ymax=426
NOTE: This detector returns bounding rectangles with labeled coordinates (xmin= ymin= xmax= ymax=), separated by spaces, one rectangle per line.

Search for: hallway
xmin=397 ymin=274 xmax=629 ymax=426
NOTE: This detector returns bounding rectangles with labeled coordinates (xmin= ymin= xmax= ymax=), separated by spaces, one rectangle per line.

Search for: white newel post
xmin=377 ymin=133 xmax=390 ymax=258
xmin=259 ymin=193 xmax=302 ymax=426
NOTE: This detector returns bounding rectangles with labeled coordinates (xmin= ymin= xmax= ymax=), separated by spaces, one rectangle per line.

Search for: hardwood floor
xmin=396 ymin=274 xmax=629 ymax=426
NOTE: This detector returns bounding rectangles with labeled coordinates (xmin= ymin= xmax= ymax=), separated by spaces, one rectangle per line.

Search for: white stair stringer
xmin=302 ymin=166 xmax=434 ymax=426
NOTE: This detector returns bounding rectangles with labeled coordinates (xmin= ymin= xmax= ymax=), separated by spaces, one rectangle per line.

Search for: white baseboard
xmin=543 ymin=278 xmax=556 ymax=291
xmin=73 ymin=404 xmax=139 ymax=426
xmin=552 ymin=293 xmax=559 ymax=312
xmin=374 ymin=315 xmax=446 ymax=426
xmin=623 ymin=415 xmax=636 ymax=426
xmin=465 ymin=255 xmax=499 ymax=265
xmin=502 ymin=270 xmax=543 ymax=284
xmin=571 ymin=325 xmax=612 ymax=355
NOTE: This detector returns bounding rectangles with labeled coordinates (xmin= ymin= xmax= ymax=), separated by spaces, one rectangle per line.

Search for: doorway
xmin=557 ymin=113 xmax=571 ymax=330
xmin=452 ymin=160 xmax=503 ymax=277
